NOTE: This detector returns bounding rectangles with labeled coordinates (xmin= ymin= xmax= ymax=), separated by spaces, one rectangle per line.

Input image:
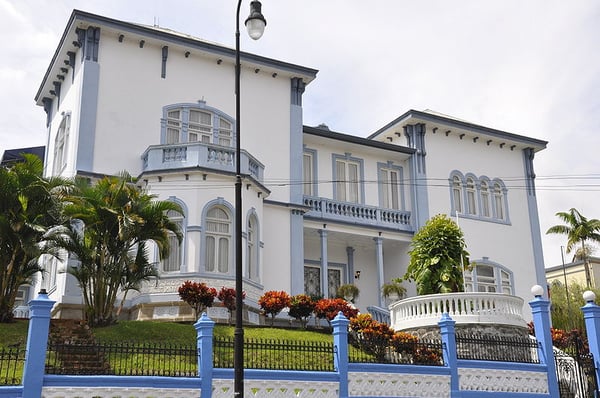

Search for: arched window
xmin=162 ymin=209 xmax=184 ymax=272
xmin=205 ymin=207 xmax=231 ymax=273
xmin=452 ymin=175 xmax=463 ymax=214
xmin=247 ymin=214 xmax=259 ymax=281
xmin=464 ymin=262 xmax=513 ymax=295
xmin=53 ymin=113 xmax=71 ymax=175
xmin=162 ymin=103 xmax=235 ymax=147
xmin=466 ymin=177 xmax=477 ymax=215
xmin=480 ymin=180 xmax=491 ymax=217
xmin=493 ymin=182 xmax=505 ymax=220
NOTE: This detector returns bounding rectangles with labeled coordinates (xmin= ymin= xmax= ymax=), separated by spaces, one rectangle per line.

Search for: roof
xmin=1 ymin=146 xmax=46 ymax=166
xmin=36 ymin=9 xmax=318 ymax=104
xmin=369 ymin=109 xmax=548 ymax=151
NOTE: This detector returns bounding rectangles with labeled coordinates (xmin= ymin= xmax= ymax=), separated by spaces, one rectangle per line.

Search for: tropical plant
xmin=179 ymin=281 xmax=217 ymax=319
xmin=349 ymin=313 xmax=394 ymax=361
xmin=45 ymin=173 xmax=183 ymax=326
xmin=258 ymin=290 xmax=291 ymax=326
xmin=0 ymin=154 xmax=70 ymax=322
xmin=547 ymin=208 xmax=600 ymax=287
xmin=381 ymin=278 xmax=406 ymax=301
xmin=403 ymin=214 xmax=470 ymax=295
xmin=217 ymin=286 xmax=245 ymax=325
xmin=288 ymin=294 xmax=315 ymax=329
xmin=336 ymin=283 xmax=360 ymax=303
xmin=314 ymin=298 xmax=358 ymax=326
xmin=547 ymin=279 xmax=600 ymax=334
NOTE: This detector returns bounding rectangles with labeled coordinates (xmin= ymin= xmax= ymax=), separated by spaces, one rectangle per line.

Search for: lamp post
xmin=234 ymin=2 xmax=266 ymax=397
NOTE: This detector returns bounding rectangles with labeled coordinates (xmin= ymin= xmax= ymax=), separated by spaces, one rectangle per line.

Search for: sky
xmin=1 ymin=0 xmax=599 ymax=270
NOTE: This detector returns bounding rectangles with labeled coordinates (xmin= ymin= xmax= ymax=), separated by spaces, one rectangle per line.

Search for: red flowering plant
xmin=314 ymin=298 xmax=358 ymax=327
xmin=178 ymin=280 xmax=217 ymax=319
xmin=349 ymin=313 xmax=394 ymax=361
xmin=391 ymin=331 xmax=419 ymax=356
xmin=288 ymin=294 xmax=316 ymax=329
xmin=217 ymin=287 xmax=246 ymax=325
xmin=258 ymin=290 xmax=291 ymax=326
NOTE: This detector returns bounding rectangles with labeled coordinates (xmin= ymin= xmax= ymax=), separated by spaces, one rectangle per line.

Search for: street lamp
xmin=235 ymin=1 xmax=266 ymax=397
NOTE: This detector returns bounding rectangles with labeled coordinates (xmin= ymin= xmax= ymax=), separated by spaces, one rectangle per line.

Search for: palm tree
xmin=0 ymin=154 xmax=70 ymax=322
xmin=46 ymin=173 xmax=182 ymax=326
xmin=547 ymin=208 xmax=600 ymax=287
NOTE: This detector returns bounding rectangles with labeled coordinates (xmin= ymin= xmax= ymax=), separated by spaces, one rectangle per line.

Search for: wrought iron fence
xmin=348 ymin=333 xmax=444 ymax=366
xmin=213 ymin=336 xmax=335 ymax=371
xmin=0 ymin=347 xmax=25 ymax=385
xmin=455 ymin=334 xmax=540 ymax=363
xmin=46 ymin=342 xmax=198 ymax=377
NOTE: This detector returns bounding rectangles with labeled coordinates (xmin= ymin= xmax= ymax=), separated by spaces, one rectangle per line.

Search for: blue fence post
xmin=529 ymin=285 xmax=559 ymax=398
xmin=22 ymin=289 xmax=55 ymax=398
xmin=581 ymin=290 xmax=600 ymax=393
xmin=332 ymin=311 xmax=349 ymax=398
xmin=438 ymin=313 xmax=461 ymax=398
xmin=195 ymin=312 xmax=215 ymax=398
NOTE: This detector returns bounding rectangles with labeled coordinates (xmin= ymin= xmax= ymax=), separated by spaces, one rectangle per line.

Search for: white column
xmin=319 ymin=229 xmax=328 ymax=298
xmin=374 ymin=236 xmax=384 ymax=307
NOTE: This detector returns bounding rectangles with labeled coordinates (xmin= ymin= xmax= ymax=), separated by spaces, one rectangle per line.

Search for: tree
xmin=179 ymin=281 xmax=217 ymax=319
xmin=314 ymin=298 xmax=358 ymax=326
xmin=258 ymin=290 xmax=291 ymax=326
xmin=217 ymin=286 xmax=245 ymax=325
xmin=403 ymin=214 xmax=470 ymax=295
xmin=547 ymin=208 xmax=600 ymax=287
xmin=288 ymin=294 xmax=315 ymax=328
xmin=46 ymin=173 xmax=182 ymax=326
xmin=548 ymin=279 xmax=600 ymax=334
xmin=0 ymin=154 xmax=70 ymax=322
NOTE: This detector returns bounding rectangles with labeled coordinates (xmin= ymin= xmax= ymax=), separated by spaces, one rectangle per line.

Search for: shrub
xmin=178 ymin=281 xmax=217 ymax=319
xmin=259 ymin=290 xmax=291 ymax=326
xmin=288 ymin=294 xmax=315 ymax=328
xmin=349 ymin=313 xmax=394 ymax=360
xmin=314 ymin=298 xmax=358 ymax=326
xmin=217 ymin=287 xmax=246 ymax=325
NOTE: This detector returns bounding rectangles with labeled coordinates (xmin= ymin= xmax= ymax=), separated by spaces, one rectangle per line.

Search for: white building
xmin=27 ymin=10 xmax=547 ymax=322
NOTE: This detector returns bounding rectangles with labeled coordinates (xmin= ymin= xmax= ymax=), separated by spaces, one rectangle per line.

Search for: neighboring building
xmin=546 ymin=256 xmax=600 ymax=288
xmin=1 ymin=146 xmax=45 ymax=167
xmin=27 ymin=10 xmax=548 ymax=322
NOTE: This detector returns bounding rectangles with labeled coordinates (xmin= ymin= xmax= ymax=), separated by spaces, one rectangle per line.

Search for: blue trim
xmin=405 ymin=124 xmax=430 ymax=229
xmin=346 ymin=247 xmax=355 ymax=285
xmin=75 ymin=61 xmax=99 ymax=173
xmin=290 ymin=209 xmax=305 ymax=295
xmin=331 ymin=153 xmax=365 ymax=204
xmin=161 ymin=46 xmax=168 ymax=78
xmin=319 ymin=229 xmax=329 ymax=299
xmin=200 ymin=198 xmax=235 ymax=275
xmin=245 ymin=208 xmax=260 ymax=283
xmin=290 ymin=88 xmax=305 ymax=294
xmin=374 ymin=237 xmax=384 ymax=307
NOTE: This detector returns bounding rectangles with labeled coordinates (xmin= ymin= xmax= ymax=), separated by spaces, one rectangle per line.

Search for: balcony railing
xmin=389 ymin=292 xmax=526 ymax=330
xmin=303 ymin=196 xmax=412 ymax=231
xmin=141 ymin=142 xmax=264 ymax=182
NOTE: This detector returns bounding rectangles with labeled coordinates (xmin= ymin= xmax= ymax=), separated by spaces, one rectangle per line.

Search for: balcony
xmin=303 ymin=196 xmax=412 ymax=231
xmin=389 ymin=292 xmax=527 ymax=330
xmin=141 ymin=142 xmax=264 ymax=182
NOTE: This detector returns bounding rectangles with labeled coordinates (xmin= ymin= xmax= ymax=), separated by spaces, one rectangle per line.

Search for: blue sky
xmin=1 ymin=0 xmax=599 ymax=269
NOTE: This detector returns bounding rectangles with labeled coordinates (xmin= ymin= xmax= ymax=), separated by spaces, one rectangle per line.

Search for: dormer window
xmin=161 ymin=103 xmax=235 ymax=147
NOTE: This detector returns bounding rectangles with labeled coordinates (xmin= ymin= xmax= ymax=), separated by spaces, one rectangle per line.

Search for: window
xmin=493 ymin=182 xmax=505 ymax=220
xmin=53 ymin=113 xmax=71 ymax=174
xmin=452 ymin=175 xmax=463 ymax=214
xmin=14 ymin=287 xmax=30 ymax=308
xmin=303 ymin=152 xmax=314 ymax=196
xmin=205 ymin=207 xmax=231 ymax=273
xmin=303 ymin=265 xmax=344 ymax=298
xmin=466 ymin=177 xmax=477 ymax=215
xmin=381 ymin=168 xmax=401 ymax=209
xmin=162 ymin=103 xmax=235 ymax=147
xmin=247 ymin=214 xmax=259 ymax=281
xmin=162 ymin=209 xmax=183 ymax=272
xmin=480 ymin=180 xmax=491 ymax=217
xmin=335 ymin=158 xmax=360 ymax=203
xmin=464 ymin=262 xmax=513 ymax=294
xmin=449 ymin=172 xmax=509 ymax=223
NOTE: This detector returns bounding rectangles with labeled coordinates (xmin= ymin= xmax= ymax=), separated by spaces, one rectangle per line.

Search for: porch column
xmin=319 ymin=229 xmax=329 ymax=298
xmin=346 ymin=247 xmax=355 ymax=284
xmin=374 ymin=236 xmax=384 ymax=307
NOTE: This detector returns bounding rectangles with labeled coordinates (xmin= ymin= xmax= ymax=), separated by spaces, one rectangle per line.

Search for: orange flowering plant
xmin=217 ymin=286 xmax=246 ymax=325
xmin=314 ymin=298 xmax=358 ymax=326
xmin=258 ymin=290 xmax=291 ymax=326
xmin=178 ymin=280 xmax=217 ymax=319
xmin=349 ymin=313 xmax=394 ymax=360
xmin=288 ymin=294 xmax=316 ymax=329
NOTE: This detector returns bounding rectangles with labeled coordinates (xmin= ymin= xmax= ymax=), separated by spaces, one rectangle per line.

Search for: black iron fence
xmin=0 ymin=347 xmax=25 ymax=385
xmin=455 ymin=334 xmax=540 ymax=363
xmin=46 ymin=342 xmax=198 ymax=377
xmin=348 ymin=333 xmax=444 ymax=366
xmin=213 ymin=336 xmax=335 ymax=371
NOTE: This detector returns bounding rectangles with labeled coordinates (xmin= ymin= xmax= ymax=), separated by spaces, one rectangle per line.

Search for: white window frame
xmin=205 ymin=206 xmax=232 ymax=274
xmin=333 ymin=154 xmax=364 ymax=204
xmin=378 ymin=162 xmax=404 ymax=210
xmin=464 ymin=260 xmax=514 ymax=295
xmin=162 ymin=209 xmax=184 ymax=272
xmin=161 ymin=103 xmax=236 ymax=147
xmin=53 ymin=112 xmax=71 ymax=175
xmin=246 ymin=213 xmax=260 ymax=282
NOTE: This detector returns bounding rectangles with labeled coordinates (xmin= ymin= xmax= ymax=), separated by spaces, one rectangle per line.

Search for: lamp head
xmin=531 ymin=284 xmax=544 ymax=298
xmin=245 ymin=1 xmax=266 ymax=40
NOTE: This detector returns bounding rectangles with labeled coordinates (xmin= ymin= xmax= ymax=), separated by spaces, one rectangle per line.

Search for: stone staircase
xmin=46 ymin=319 xmax=110 ymax=374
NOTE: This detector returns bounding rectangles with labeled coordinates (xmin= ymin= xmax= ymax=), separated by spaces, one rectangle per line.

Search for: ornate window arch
xmin=465 ymin=174 xmax=478 ymax=216
xmin=464 ymin=258 xmax=514 ymax=295
xmin=161 ymin=101 xmax=235 ymax=147
xmin=449 ymin=171 xmax=465 ymax=215
xmin=161 ymin=197 xmax=187 ymax=273
xmin=201 ymin=199 xmax=234 ymax=275
xmin=246 ymin=210 xmax=260 ymax=282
